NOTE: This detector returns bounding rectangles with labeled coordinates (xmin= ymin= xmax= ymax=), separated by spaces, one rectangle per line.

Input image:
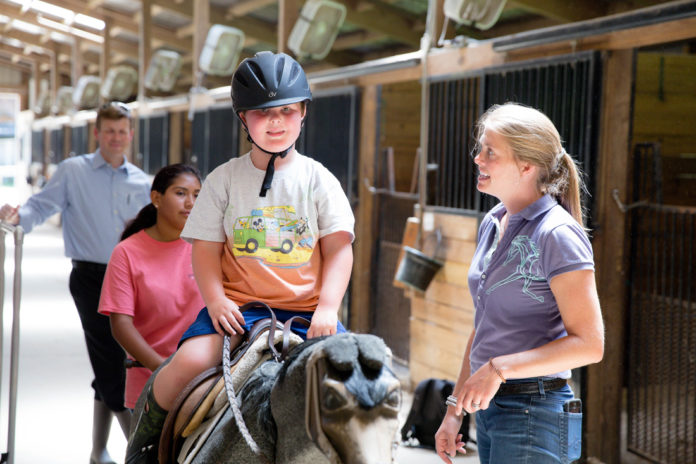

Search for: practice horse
xmin=132 ymin=307 xmax=402 ymax=464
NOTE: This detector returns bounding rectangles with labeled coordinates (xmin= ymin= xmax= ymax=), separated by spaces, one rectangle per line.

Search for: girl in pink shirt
xmin=99 ymin=164 xmax=204 ymax=409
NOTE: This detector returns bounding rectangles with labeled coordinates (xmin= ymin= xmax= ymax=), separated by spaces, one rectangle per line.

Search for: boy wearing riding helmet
xmin=126 ymin=51 xmax=354 ymax=463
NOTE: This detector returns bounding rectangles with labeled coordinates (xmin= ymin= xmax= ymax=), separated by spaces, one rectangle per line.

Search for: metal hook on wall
xmin=612 ymin=188 xmax=648 ymax=213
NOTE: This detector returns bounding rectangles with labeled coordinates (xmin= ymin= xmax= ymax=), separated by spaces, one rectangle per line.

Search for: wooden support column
xmin=99 ymin=17 xmax=111 ymax=104
xmin=192 ymin=0 xmax=209 ymax=88
xmin=350 ymin=84 xmax=379 ymax=333
xmin=50 ymin=44 xmax=58 ymax=110
xmin=169 ymin=111 xmax=183 ymax=164
xmin=277 ymin=0 xmax=299 ymax=54
xmin=434 ymin=0 xmax=446 ymax=44
xmin=585 ymin=48 xmax=635 ymax=464
xmin=138 ymin=0 xmax=152 ymax=101
xmin=31 ymin=60 xmax=39 ymax=110
xmin=71 ymin=37 xmax=82 ymax=85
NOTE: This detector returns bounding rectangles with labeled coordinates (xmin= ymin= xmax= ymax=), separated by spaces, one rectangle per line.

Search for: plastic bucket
xmin=395 ymin=245 xmax=443 ymax=292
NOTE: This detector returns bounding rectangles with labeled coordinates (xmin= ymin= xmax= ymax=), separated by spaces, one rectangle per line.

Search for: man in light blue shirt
xmin=0 ymin=102 xmax=150 ymax=464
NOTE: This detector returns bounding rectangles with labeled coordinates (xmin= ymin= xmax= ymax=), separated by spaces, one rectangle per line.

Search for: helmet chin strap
xmin=246 ymin=131 xmax=293 ymax=197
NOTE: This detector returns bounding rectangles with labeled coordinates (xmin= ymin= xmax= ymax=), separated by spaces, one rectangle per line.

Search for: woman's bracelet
xmin=489 ymin=358 xmax=506 ymax=383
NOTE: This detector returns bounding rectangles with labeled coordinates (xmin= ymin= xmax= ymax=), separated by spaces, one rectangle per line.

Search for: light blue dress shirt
xmin=19 ymin=150 xmax=151 ymax=264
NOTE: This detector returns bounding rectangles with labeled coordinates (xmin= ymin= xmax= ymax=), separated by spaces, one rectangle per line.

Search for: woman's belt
xmin=496 ymin=378 xmax=567 ymax=396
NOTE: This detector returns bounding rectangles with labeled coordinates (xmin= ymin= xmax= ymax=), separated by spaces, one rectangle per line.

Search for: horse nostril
xmin=385 ymin=389 xmax=401 ymax=409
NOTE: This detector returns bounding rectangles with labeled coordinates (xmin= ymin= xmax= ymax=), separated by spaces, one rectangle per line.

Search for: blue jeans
xmin=179 ymin=306 xmax=347 ymax=345
xmin=476 ymin=379 xmax=582 ymax=464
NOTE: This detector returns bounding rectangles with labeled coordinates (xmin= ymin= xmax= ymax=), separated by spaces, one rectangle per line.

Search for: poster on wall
xmin=0 ymin=93 xmax=19 ymax=139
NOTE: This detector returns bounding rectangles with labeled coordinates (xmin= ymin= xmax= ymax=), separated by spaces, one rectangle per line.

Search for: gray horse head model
xmin=190 ymin=332 xmax=402 ymax=464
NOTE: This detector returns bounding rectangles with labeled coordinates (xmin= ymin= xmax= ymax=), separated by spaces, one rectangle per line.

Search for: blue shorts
xmin=179 ymin=306 xmax=347 ymax=346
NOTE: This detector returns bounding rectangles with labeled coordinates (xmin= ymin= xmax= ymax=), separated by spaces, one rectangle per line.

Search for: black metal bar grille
xmin=31 ymin=129 xmax=43 ymax=164
xmin=627 ymin=144 xmax=696 ymax=463
xmin=427 ymin=51 xmax=602 ymax=220
xmin=372 ymin=192 xmax=417 ymax=361
xmin=627 ymin=205 xmax=695 ymax=463
xmin=428 ymin=75 xmax=482 ymax=211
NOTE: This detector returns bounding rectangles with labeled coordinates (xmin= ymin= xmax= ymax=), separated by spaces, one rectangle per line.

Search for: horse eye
xmin=323 ymin=387 xmax=347 ymax=411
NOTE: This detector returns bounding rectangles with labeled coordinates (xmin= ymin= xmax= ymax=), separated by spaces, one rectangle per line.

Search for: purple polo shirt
xmin=468 ymin=194 xmax=594 ymax=378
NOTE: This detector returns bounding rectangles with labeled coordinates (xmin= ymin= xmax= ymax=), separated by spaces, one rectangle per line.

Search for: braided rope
xmin=222 ymin=334 xmax=271 ymax=464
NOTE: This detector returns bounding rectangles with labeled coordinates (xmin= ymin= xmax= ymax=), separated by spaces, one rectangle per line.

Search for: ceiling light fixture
xmin=443 ymin=0 xmax=507 ymax=30
xmin=288 ymin=0 xmax=346 ymax=61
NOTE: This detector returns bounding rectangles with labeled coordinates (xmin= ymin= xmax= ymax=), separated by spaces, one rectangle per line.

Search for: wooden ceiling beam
xmin=0 ymin=44 xmax=47 ymax=65
xmin=227 ymin=0 xmax=276 ymax=18
xmin=333 ymin=30 xmax=383 ymax=50
xmin=151 ymin=0 xmax=192 ymax=18
xmin=344 ymin=3 xmax=421 ymax=48
xmin=220 ymin=15 xmax=278 ymax=47
xmin=37 ymin=0 xmax=191 ymax=51
xmin=509 ymin=0 xmax=606 ymax=23
xmin=1 ymin=29 xmax=70 ymax=56
xmin=0 ymin=55 xmax=33 ymax=71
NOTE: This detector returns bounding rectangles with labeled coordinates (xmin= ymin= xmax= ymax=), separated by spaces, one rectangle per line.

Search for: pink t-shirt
xmin=99 ymin=230 xmax=204 ymax=408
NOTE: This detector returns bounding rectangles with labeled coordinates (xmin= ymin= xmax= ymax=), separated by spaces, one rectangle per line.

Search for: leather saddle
xmin=158 ymin=302 xmax=309 ymax=464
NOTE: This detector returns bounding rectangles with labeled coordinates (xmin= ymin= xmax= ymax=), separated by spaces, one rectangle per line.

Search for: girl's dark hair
xmin=121 ymin=164 xmax=201 ymax=240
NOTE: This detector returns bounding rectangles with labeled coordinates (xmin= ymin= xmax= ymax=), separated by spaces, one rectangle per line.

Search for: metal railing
xmin=0 ymin=221 xmax=24 ymax=464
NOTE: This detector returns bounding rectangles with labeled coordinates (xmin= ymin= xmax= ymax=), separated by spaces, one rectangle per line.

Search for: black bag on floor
xmin=400 ymin=378 xmax=470 ymax=448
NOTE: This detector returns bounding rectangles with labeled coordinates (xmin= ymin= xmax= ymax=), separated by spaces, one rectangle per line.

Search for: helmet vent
xmin=275 ymin=55 xmax=285 ymax=87
xmin=234 ymin=73 xmax=249 ymax=88
xmin=287 ymin=63 xmax=302 ymax=87
xmin=248 ymin=61 xmax=267 ymax=90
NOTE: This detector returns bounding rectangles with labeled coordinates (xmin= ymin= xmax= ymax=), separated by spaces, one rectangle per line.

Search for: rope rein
xmin=222 ymin=334 xmax=273 ymax=464
xmin=220 ymin=303 xmax=311 ymax=464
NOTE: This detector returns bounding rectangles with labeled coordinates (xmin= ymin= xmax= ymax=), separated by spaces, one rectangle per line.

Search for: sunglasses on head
xmin=100 ymin=101 xmax=131 ymax=116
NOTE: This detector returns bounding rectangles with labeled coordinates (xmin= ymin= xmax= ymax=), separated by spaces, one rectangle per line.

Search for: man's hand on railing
xmin=0 ymin=204 xmax=20 ymax=225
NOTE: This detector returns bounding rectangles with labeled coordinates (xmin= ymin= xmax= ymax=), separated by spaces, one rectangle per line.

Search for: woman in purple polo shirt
xmin=435 ymin=103 xmax=604 ymax=464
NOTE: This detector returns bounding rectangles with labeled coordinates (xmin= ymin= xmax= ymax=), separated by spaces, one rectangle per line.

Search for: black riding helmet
xmin=231 ymin=51 xmax=312 ymax=197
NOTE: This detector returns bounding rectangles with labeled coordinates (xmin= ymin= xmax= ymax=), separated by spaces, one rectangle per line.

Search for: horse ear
xmin=323 ymin=335 xmax=358 ymax=372
xmin=357 ymin=334 xmax=388 ymax=370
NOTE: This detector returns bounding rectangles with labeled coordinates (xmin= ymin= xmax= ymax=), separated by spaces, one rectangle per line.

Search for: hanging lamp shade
xmin=101 ymin=66 xmax=138 ymax=101
xmin=73 ymin=75 xmax=100 ymax=109
xmin=199 ymin=24 xmax=245 ymax=76
xmin=288 ymin=0 xmax=346 ymax=61
xmin=145 ymin=50 xmax=182 ymax=92
xmin=443 ymin=0 xmax=507 ymax=30
xmin=54 ymin=86 xmax=74 ymax=114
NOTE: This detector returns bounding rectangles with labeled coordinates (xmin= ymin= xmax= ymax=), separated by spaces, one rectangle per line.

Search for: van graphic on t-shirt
xmin=232 ymin=206 xmax=314 ymax=266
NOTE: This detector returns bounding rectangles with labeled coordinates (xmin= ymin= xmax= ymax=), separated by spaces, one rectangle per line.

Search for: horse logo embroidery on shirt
xmin=486 ymin=235 xmax=545 ymax=302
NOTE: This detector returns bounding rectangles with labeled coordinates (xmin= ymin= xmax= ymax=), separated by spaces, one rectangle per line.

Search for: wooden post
xmin=192 ymin=0 xmax=209 ymax=88
xmin=138 ymin=0 xmax=152 ymax=102
xmin=50 ymin=44 xmax=58 ymax=111
xmin=99 ymin=17 xmax=111 ymax=105
xmin=31 ymin=61 xmax=39 ymax=111
xmin=169 ymin=111 xmax=183 ymax=164
xmin=350 ymin=84 xmax=379 ymax=333
xmin=277 ymin=0 xmax=299 ymax=54
xmin=71 ymin=37 xmax=82 ymax=86
xmin=584 ymin=48 xmax=635 ymax=464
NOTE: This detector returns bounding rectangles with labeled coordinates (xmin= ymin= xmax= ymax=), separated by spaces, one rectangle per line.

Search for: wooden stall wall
xmin=379 ymin=81 xmax=420 ymax=192
xmin=405 ymin=211 xmax=478 ymax=385
xmin=632 ymin=51 xmax=696 ymax=206
xmin=368 ymin=81 xmax=420 ymax=361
